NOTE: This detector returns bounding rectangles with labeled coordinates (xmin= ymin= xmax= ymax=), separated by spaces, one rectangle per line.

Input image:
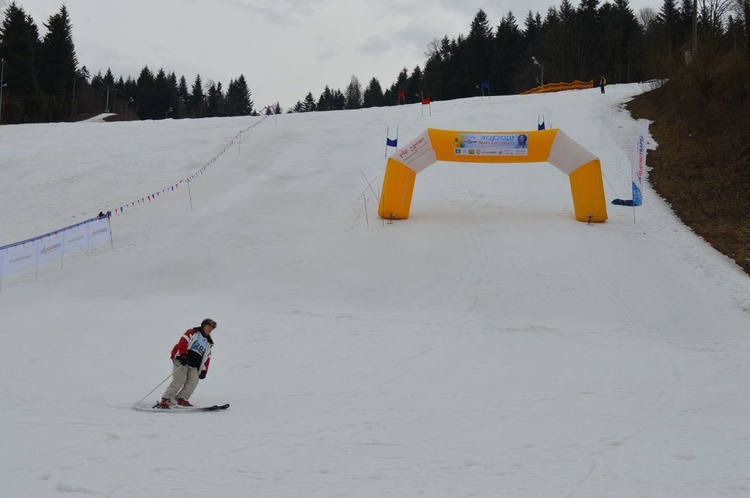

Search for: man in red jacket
xmin=156 ymin=319 xmax=216 ymax=409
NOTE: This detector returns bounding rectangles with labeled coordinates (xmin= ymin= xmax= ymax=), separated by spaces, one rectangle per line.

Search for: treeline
xmin=0 ymin=2 xmax=259 ymax=124
xmin=291 ymin=0 xmax=749 ymax=110
xmin=1 ymin=0 xmax=748 ymax=123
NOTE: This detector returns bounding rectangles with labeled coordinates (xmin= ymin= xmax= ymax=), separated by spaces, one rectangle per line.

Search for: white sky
xmin=17 ymin=0 xmax=660 ymax=108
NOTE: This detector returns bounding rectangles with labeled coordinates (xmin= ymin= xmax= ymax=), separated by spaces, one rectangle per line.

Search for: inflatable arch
xmin=378 ymin=128 xmax=608 ymax=222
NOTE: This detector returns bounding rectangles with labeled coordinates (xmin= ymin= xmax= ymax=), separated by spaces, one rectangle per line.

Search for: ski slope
xmin=1 ymin=84 xmax=749 ymax=497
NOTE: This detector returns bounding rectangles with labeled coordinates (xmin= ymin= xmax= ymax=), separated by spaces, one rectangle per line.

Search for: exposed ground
xmin=626 ymin=60 xmax=750 ymax=275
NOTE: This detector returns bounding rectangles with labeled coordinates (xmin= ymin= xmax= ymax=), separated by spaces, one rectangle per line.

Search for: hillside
xmin=3 ymin=85 xmax=750 ymax=497
xmin=627 ymin=57 xmax=750 ymax=275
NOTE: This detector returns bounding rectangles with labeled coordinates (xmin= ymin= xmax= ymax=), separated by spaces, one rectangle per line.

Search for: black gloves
xmin=199 ymin=372 xmax=206 ymax=380
xmin=177 ymin=355 xmax=188 ymax=365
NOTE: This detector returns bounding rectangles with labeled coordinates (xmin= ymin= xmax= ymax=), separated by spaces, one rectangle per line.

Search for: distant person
xmin=636 ymin=66 xmax=644 ymax=84
xmin=156 ymin=318 xmax=217 ymax=409
xmin=516 ymin=134 xmax=528 ymax=148
xmin=599 ymin=75 xmax=607 ymax=94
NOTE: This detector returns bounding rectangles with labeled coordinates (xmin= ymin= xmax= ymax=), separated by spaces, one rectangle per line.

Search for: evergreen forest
xmin=0 ymin=0 xmax=748 ymax=123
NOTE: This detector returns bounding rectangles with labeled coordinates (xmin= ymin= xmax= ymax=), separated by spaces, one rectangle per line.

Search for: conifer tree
xmin=102 ymin=68 xmax=115 ymax=111
xmin=422 ymin=38 xmax=446 ymax=100
xmin=135 ymin=66 xmax=155 ymax=119
xmin=153 ymin=68 xmax=174 ymax=118
xmin=318 ymin=85 xmax=335 ymax=111
xmin=166 ymin=72 xmax=179 ymax=118
xmin=206 ymin=82 xmax=223 ymax=117
xmin=0 ymin=3 xmax=43 ymax=122
xmin=332 ymin=88 xmax=346 ymax=109
xmin=576 ymin=0 xmax=603 ymax=78
xmin=491 ymin=12 xmax=526 ymax=94
xmin=190 ymin=74 xmax=205 ymax=118
xmin=465 ymin=9 xmax=494 ymax=94
xmin=405 ymin=66 xmax=423 ymax=101
xmin=177 ymin=75 xmax=190 ymax=116
xmin=303 ymin=91 xmax=316 ymax=112
xmin=362 ymin=77 xmax=384 ymax=107
xmin=225 ymin=74 xmax=253 ymax=116
xmin=389 ymin=68 xmax=409 ymax=103
xmin=38 ymin=5 xmax=77 ymax=120
xmin=657 ymin=0 xmax=683 ymax=56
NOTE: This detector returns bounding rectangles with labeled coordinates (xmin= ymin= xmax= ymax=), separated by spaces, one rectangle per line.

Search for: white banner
xmin=0 ymin=216 xmax=113 ymax=278
xmin=1 ymin=241 xmax=37 ymax=276
xmin=64 ymin=222 xmax=89 ymax=253
xmin=453 ymin=132 xmax=529 ymax=157
xmin=631 ymin=121 xmax=649 ymax=206
xmin=37 ymin=232 xmax=64 ymax=265
xmin=394 ymin=130 xmax=437 ymax=174
xmin=88 ymin=217 xmax=111 ymax=247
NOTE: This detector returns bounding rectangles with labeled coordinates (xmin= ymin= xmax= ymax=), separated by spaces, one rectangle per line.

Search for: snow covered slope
xmin=1 ymin=84 xmax=749 ymax=497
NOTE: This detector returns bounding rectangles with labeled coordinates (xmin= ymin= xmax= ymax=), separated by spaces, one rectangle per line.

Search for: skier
xmin=599 ymin=75 xmax=607 ymax=94
xmin=156 ymin=318 xmax=217 ymax=409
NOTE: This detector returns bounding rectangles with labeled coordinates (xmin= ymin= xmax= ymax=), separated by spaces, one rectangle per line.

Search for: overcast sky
xmin=17 ymin=0 xmax=658 ymax=109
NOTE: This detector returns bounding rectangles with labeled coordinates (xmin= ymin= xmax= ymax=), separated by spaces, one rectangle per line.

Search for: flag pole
xmin=385 ymin=127 xmax=389 ymax=158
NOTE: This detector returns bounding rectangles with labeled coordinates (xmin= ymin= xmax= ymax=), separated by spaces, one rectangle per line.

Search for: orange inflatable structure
xmin=378 ymin=128 xmax=608 ymax=222
xmin=522 ymin=80 xmax=594 ymax=95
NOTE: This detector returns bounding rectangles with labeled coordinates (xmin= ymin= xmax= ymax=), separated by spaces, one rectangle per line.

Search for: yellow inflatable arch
xmin=378 ymin=128 xmax=608 ymax=222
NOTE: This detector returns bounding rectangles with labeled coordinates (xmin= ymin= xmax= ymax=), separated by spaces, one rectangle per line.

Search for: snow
xmin=2 ymin=84 xmax=749 ymax=497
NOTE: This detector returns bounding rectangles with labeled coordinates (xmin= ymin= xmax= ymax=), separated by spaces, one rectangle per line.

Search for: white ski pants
xmin=162 ymin=359 xmax=200 ymax=401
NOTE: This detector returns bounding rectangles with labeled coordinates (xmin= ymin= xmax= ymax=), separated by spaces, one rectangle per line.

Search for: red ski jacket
xmin=170 ymin=327 xmax=213 ymax=376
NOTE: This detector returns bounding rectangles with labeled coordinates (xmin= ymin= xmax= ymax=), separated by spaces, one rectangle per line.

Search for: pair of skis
xmin=134 ymin=402 xmax=230 ymax=413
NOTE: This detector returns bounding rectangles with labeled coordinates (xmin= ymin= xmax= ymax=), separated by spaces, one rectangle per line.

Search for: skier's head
xmin=201 ymin=318 xmax=217 ymax=331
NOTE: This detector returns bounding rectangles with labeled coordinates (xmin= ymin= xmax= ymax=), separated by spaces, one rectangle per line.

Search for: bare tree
xmin=637 ymin=7 xmax=658 ymax=28
xmin=345 ymin=75 xmax=362 ymax=110
xmin=698 ymin=0 xmax=735 ymax=33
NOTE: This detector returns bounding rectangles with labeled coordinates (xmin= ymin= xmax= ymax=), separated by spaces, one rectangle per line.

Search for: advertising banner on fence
xmin=37 ymin=232 xmax=64 ymax=266
xmin=88 ymin=217 xmax=111 ymax=247
xmin=0 ymin=216 xmax=112 ymax=279
xmin=1 ymin=242 xmax=36 ymax=276
xmin=64 ymin=223 xmax=89 ymax=253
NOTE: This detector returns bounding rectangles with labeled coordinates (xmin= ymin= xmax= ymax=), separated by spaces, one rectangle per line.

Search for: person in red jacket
xmin=156 ymin=319 xmax=217 ymax=409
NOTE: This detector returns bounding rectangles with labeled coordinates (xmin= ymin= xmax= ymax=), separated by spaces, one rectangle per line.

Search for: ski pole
xmin=133 ymin=370 xmax=176 ymax=408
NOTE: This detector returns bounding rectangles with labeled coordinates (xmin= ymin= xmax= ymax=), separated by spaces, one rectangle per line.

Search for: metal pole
xmin=187 ymin=180 xmax=194 ymax=211
xmin=133 ymin=370 xmax=177 ymax=408
xmin=107 ymin=215 xmax=114 ymax=249
xmin=71 ymin=75 xmax=77 ymax=119
xmin=1 ymin=58 xmax=6 ymax=124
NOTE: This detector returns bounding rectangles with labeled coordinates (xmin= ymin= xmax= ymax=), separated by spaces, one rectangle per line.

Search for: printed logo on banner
xmin=88 ymin=218 xmax=111 ymax=247
xmin=453 ymin=133 xmax=529 ymax=157
xmin=1 ymin=216 xmax=114 ymax=279
xmin=37 ymin=233 xmax=64 ymax=265
xmin=64 ymin=224 xmax=88 ymax=253
xmin=631 ymin=121 xmax=648 ymax=207
xmin=2 ymin=242 xmax=37 ymax=276
xmin=396 ymin=130 xmax=436 ymax=174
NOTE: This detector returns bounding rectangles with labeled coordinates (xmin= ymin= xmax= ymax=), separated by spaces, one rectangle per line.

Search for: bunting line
xmin=0 ymin=110 xmax=273 ymax=285
xmin=107 ymin=112 xmax=271 ymax=216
